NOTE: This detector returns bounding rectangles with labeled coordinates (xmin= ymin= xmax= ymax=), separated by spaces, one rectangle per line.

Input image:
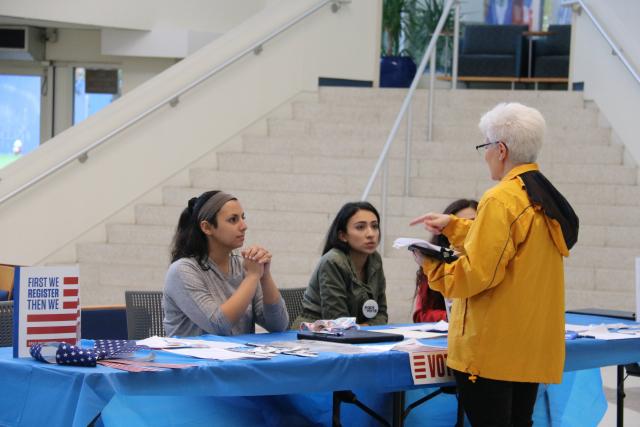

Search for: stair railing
xmin=361 ymin=0 xmax=459 ymax=254
xmin=0 ymin=0 xmax=350 ymax=206
xmin=563 ymin=0 xmax=640 ymax=85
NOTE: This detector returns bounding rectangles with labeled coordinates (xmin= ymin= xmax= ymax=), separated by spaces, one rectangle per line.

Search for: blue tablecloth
xmin=0 ymin=313 xmax=637 ymax=427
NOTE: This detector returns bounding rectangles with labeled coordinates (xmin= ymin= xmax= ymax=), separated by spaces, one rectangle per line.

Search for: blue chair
xmin=81 ymin=305 xmax=128 ymax=340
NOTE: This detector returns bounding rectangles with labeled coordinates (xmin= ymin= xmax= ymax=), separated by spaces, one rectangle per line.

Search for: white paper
xmin=358 ymin=341 xmax=413 ymax=353
xmin=392 ymin=338 xmax=447 ymax=353
xmin=164 ymin=347 xmax=267 ymax=360
xmin=136 ymin=336 xmax=237 ymax=350
xmin=369 ymin=324 xmax=448 ymax=339
xmin=392 ymin=237 xmax=443 ymax=251
xmin=565 ymin=324 xmax=590 ymax=333
xmin=570 ymin=324 xmax=640 ymax=340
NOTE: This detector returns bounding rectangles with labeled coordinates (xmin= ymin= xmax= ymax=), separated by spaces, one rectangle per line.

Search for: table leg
xmin=332 ymin=391 xmax=342 ymax=427
xmin=392 ymin=391 xmax=405 ymax=427
xmin=617 ymin=365 xmax=625 ymax=427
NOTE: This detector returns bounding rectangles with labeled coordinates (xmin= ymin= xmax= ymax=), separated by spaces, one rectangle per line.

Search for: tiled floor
xmin=600 ymin=365 xmax=640 ymax=426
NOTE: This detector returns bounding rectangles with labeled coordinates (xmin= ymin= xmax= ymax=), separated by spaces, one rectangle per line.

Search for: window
xmin=0 ymin=74 xmax=42 ymax=168
xmin=73 ymin=67 xmax=121 ymax=125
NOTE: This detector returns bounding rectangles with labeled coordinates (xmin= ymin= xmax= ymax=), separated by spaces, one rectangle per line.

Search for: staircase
xmin=76 ymin=87 xmax=640 ymax=323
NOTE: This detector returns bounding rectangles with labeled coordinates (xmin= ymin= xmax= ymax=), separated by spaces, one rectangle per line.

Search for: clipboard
xmin=393 ymin=238 xmax=458 ymax=263
xmin=297 ymin=329 xmax=405 ymax=344
xmin=408 ymin=244 xmax=458 ymax=263
xmin=566 ymin=308 xmax=635 ymax=321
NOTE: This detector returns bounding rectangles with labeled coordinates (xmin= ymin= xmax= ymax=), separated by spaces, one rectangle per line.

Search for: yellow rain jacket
xmin=423 ymin=163 xmax=568 ymax=384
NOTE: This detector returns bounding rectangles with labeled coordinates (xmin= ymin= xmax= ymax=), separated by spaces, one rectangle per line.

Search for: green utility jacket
xmin=294 ymin=248 xmax=388 ymax=328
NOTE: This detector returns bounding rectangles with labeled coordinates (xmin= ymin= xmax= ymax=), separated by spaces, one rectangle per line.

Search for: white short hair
xmin=478 ymin=102 xmax=546 ymax=163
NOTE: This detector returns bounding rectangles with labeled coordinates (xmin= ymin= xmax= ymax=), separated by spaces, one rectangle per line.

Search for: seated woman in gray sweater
xmin=163 ymin=190 xmax=288 ymax=337
xmin=294 ymin=201 xmax=388 ymax=328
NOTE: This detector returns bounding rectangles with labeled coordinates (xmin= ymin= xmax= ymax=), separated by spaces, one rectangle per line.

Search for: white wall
xmin=570 ymin=0 xmax=640 ymax=164
xmin=45 ymin=28 xmax=177 ymax=93
xmin=0 ymin=0 xmax=266 ymax=32
xmin=0 ymin=0 xmax=382 ymax=265
xmin=35 ymin=28 xmax=176 ymax=136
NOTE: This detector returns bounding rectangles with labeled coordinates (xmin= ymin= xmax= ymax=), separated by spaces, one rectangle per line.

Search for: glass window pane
xmin=0 ymin=74 xmax=41 ymax=169
xmin=73 ymin=67 xmax=120 ymax=125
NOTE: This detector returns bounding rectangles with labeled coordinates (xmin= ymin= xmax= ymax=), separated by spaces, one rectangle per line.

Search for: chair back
xmin=536 ymin=25 xmax=571 ymax=56
xmin=462 ymin=24 xmax=528 ymax=55
xmin=125 ymin=291 xmax=164 ymax=340
xmin=280 ymin=287 xmax=306 ymax=329
xmin=0 ymin=265 xmax=15 ymax=301
xmin=0 ymin=300 xmax=13 ymax=347
xmin=81 ymin=305 xmax=128 ymax=340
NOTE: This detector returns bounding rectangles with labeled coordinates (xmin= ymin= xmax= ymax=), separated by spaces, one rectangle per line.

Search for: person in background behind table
xmin=293 ymin=201 xmax=388 ymax=328
xmin=412 ymin=198 xmax=478 ymax=323
xmin=410 ymin=103 xmax=579 ymax=427
xmin=163 ymin=190 xmax=288 ymax=337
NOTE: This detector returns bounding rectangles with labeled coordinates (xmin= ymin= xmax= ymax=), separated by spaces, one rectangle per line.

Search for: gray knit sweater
xmin=163 ymin=255 xmax=288 ymax=337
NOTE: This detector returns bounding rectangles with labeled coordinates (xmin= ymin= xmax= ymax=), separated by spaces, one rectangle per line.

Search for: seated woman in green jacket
xmin=293 ymin=201 xmax=388 ymax=328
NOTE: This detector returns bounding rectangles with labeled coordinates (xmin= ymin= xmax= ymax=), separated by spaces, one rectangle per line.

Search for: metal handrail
xmin=360 ymin=0 xmax=456 ymax=251
xmin=0 ymin=0 xmax=347 ymax=206
xmin=564 ymin=0 xmax=640 ymax=85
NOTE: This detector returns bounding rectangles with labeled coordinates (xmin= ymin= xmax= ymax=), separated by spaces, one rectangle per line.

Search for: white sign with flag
xmin=13 ymin=265 xmax=80 ymax=358
xmin=408 ymin=349 xmax=454 ymax=385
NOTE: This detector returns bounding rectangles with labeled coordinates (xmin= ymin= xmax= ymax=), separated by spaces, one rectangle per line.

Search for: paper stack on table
xmin=565 ymin=323 xmax=640 ymax=340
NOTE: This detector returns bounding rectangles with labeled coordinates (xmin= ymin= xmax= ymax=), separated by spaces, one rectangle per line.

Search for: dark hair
xmin=414 ymin=198 xmax=479 ymax=307
xmin=170 ymin=190 xmax=236 ymax=269
xmin=431 ymin=198 xmax=479 ymax=248
xmin=322 ymin=201 xmax=381 ymax=255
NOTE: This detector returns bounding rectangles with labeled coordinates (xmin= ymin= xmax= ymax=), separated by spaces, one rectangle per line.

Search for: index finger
xmin=409 ymin=213 xmax=431 ymax=226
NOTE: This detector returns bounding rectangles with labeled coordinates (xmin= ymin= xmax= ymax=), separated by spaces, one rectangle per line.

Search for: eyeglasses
xmin=475 ymin=141 xmax=500 ymax=154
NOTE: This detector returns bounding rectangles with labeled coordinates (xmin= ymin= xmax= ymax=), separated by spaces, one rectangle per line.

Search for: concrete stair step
xmin=317 ymin=87 xmax=587 ymax=109
xmin=78 ymin=242 xmax=170 ymax=267
xmin=107 ymin=224 xmax=173 ymax=246
xmin=161 ymin=180 xmax=640 ymax=214
xmin=554 ymin=182 xmax=640 ymax=207
xmin=81 ymin=262 xmax=167 ymax=289
xmin=267 ymin=118 xmax=611 ymax=145
xmin=565 ymin=289 xmax=635 ymax=312
xmin=565 ymin=245 xmax=637 ymax=270
xmin=189 ymin=169 xmax=402 ymax=196
xmin=241 ymin=135 xmax=623 ymax=165
xmin=292 ymin=101 xmax=600 ymax=127
xmin=215 ymin=152 xmax=633 ymax=184
xmin=135 ymin=204 xmax=332 ymax=232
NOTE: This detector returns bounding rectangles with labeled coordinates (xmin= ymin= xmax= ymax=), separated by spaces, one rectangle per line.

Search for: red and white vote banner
xmin=13 ymin=265 xmax=80 ymax=358
xmin=409 ymin=349 xmax=454 ymax=385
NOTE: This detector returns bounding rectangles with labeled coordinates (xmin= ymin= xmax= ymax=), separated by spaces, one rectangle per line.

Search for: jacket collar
xmin=502 ymin=163 xmax=539 ymax=182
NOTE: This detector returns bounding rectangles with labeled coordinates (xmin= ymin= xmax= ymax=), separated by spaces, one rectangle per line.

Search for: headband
xmin=196 ymin=191 xmax=236 ymax=222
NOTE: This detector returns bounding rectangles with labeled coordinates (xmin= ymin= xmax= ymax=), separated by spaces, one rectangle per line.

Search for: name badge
xmin=362 ymin=299 xmax=379 ymax=319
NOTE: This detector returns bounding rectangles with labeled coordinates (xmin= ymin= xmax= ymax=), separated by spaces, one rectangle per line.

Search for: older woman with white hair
xmin=410 ymin=102 xmax=579 ymax=427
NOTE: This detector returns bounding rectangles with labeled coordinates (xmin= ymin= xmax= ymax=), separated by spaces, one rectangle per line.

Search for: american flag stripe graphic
xmin=25 ymin=275 xmax=79 ymax=346
xmin=412 ymin=353 xmax=427 ymax=379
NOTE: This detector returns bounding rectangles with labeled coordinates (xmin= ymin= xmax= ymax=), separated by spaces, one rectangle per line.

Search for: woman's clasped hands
xmin=241 ymin=245 xmax=272 ymax=277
